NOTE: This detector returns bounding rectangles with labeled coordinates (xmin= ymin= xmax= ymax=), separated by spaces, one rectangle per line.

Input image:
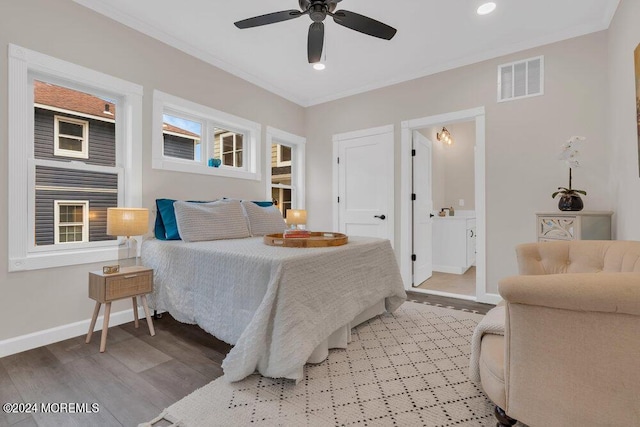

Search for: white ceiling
xmin=74 ymin=0 xmax=619 ymax=107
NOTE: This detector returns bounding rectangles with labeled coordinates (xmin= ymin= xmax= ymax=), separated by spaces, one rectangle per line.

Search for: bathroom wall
xmin=421 ymin=122 xmax=475 ymax=214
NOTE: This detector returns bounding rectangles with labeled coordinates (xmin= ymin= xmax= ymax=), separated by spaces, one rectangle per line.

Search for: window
xmin=266 ymin=127 xmax=306 ymax=218
xmin=497 ymin=55 xmax=544 ymax=102
xmin=54 ymin=201 xmax=89 ymax=244
xmin=276 ymin=144 xmax=292 ymax=167
xmin=8 ymin=45 xmax=143 ymax=271
xmin=220 ymin=132 xmax=243 ymax=167
xmin=162 ymin=114 xmax=202 ymax=162
xmin=153 ymin=90 xmax=261 ymax=180
xmin=54 ymin=116 xmax=88 ymax=158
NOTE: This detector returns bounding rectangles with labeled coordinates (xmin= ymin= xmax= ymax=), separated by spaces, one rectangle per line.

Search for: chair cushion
xmin=479 ymin=334 xmax=506 ymax=409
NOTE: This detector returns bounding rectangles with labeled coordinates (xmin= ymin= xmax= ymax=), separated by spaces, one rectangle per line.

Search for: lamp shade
xmin=107 ymin=208 xmax=149 ymax=237
xmin=285 ymin=209 xmax=307 ymax=226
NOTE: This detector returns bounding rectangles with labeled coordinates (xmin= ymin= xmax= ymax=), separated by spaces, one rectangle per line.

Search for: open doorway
xmin=400 ymin=107 xmax=493 ymax=304
xmin=413 ymin=122 xmax=476 ymax=299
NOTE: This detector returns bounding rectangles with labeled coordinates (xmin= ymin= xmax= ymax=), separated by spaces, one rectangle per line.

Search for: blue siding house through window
xmin=34 ymin=107 xmax=118 ymax=246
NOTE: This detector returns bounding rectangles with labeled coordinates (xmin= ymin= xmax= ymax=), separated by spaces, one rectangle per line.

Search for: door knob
xmin=374 ymin=214 xmax=386 ymax=220
xmin=429 ymin=214 xmax=435 ymax=218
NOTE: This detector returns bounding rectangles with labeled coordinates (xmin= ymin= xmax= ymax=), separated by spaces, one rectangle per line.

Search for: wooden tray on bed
xmin=264 ymin=232 xmax=348 ymax=248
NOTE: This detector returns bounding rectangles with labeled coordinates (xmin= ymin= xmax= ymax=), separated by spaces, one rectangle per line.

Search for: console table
xmin=536 ymin=211 xmax=613 ymax=242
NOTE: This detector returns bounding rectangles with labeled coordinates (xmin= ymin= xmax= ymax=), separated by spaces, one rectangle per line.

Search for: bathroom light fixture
xmin=313 ymin=63 xmax=326 ymax=71
xmin=477 ymin=2 xmax=496 ymax=15
xmin=437 ymin=127 xmax=453 ymax=145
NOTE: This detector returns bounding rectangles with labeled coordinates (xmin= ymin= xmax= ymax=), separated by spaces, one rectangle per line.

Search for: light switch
xmin=459 ymin=199 xmax=465 ymax=206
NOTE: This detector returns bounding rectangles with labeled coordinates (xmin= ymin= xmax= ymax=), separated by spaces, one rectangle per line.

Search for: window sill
xmin=152 ymin=158 xmax=260 ymax=181
xmin=9 ymin=245 xmax=132 ymax=272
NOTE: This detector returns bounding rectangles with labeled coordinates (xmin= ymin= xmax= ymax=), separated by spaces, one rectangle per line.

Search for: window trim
xmin=53 ymin=115 xmax=89 ymax=158
xmin=266 ymin=127 xmax=306 ymax=213
xmin=8 ymin=44 xmax=143 ymax=272
xmin=152 ymin=90 xmax=261 ymax=181
xmin=54 ymin=200 xmax=89 ymax=244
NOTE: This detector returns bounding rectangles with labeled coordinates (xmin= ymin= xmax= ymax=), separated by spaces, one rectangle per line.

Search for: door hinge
xmin=337 ymin=196 xmax=340 ymax=203
xmin=411 ymin=149 xmax=416 ymax=157
xmin=411 ymin=254 xmax=417 ymax=261
xmin=337 ymin=157 xmax=340 ymax=164
xmin=411 ymin=193 xmax=416 ymax=201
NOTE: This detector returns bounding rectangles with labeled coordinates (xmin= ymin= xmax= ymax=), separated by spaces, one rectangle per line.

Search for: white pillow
xmin=174 ymin=200 xmax=250 ymax=242
xmin=241 ymin=200 xmax=287 ymax=236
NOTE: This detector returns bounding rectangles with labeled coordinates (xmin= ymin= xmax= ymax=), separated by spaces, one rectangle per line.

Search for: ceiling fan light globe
xmin=477 ymin=2 xmax=497 ymax=15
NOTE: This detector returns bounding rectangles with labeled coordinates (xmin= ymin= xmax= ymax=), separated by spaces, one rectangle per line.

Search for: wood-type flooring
xmin=0 ymin=292 xmax=492 ymax=426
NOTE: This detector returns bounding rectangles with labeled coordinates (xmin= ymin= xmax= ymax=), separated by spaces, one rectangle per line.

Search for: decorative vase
xmin=558 ymin=194 xmax=584 ymax=211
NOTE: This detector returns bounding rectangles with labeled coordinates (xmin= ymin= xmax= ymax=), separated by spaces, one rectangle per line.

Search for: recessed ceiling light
xmin=477 ymin=2 xmax=496 ymax=15
xmin=313 ymin=63 xmax=326 ymax=71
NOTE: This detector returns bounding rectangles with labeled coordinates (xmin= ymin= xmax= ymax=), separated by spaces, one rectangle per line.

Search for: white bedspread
xmin=142 ymin=236 xmax=406 ymax=382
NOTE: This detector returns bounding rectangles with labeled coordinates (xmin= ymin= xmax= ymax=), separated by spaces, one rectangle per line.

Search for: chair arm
xmin=499 ymin=272 xmax=640 ymax=316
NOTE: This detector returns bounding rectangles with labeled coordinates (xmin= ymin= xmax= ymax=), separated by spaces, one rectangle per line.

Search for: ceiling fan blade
xmin=234 ymin=10 xmax=302 ymax=29
xmin=307 ymin=22 xmax=324 ymax=63
xmin=332 ymin=10 xmax=396 ymax=40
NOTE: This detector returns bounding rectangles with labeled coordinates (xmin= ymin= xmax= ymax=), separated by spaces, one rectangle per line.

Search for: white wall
xmin=0 ymin=0 xmax=305 ymax=342
xmin=305 ymin=31 xmax=612 ymax=294
xmin=608 ymin=0 xmax=640 ymax=240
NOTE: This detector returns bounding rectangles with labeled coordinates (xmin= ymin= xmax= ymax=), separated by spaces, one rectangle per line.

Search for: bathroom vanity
xmin=432 ymin=215 xmax=476 ymax=274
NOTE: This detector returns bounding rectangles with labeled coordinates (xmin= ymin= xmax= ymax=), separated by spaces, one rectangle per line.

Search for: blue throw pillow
xmin=154 ymin=199 xmax=211 ymax=240
xmin=252 ymin=201 xmax=274 ymax=207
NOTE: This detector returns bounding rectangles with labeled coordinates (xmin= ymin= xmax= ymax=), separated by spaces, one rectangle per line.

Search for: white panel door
xmin=412 ymin=131 xmax=433 ymax=285
xmin=336 ymin=128 xmax=393 ymax=241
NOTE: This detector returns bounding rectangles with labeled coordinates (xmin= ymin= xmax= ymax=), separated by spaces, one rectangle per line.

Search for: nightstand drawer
xmin=89 ymin=266 xmax=153 ymax=303
xmin=106 ymin=271 xmax=152 ymax=300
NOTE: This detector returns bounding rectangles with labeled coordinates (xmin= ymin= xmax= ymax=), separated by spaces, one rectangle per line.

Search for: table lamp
xmin=107 ymin=207 xmax=149 ymax=262
xmin=284 ymin=209 xmax=309 ymax=237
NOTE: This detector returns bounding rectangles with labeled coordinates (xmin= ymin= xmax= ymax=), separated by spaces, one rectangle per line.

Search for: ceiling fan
xmin=234 ymin=0 xmax=397 ymax=64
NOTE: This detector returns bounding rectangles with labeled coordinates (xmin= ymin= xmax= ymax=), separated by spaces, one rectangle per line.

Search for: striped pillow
xmin=174 ymin=200 xmax=250 ymax=242
xmin=241 ymin=200 xmax=287 ymax=236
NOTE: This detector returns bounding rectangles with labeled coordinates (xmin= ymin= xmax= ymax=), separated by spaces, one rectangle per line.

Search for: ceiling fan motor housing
xmin=300 ymin=0 xmax=339 ymax=22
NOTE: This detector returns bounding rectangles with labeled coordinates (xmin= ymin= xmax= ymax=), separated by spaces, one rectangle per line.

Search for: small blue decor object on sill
xmin=208 ymin=158 xmax=222 ymax=167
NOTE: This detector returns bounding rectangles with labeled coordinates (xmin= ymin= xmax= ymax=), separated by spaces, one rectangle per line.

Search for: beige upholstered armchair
xmin=473 ymin=240 xmax=640 ymax=427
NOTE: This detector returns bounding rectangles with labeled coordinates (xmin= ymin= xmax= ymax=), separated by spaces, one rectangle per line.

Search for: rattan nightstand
xmin=86 ymin=265 xmax=155 ymax=352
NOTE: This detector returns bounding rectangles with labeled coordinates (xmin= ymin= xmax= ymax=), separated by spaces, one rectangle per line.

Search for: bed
xmin=141 ymin=235 xmax=406 ymax=382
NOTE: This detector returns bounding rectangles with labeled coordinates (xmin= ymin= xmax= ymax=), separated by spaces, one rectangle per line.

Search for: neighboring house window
xmin=266 ymin=127 xmax=306 ymax=218
xmin=8 ymin=45 xmax=143 ymax=271
xmin=220 ymin=132 xmax=243 ymax=168
xmin=54 ymin=115 xmax=89 ymax=158
xmin=54 ymin=201 xmax=89 ymax=244
xmin=152 ymin=90 xmax=261 ymax=181
xmin=276 ymin=144 xmax=291 ymax=167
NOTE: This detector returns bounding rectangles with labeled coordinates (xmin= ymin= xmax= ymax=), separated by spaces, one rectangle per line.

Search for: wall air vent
xmin=497 ymin=55 xmax=544 ymax=102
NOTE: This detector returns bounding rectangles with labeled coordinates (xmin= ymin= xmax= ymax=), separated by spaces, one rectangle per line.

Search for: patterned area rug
xmin=141 ymin=302 xmax=496 ymax=426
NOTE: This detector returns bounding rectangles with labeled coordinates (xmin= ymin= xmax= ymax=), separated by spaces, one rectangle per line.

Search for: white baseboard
xmin=477 ymin=293 xmax=502 ymax=305
xmin=432 ymin=264 xmax=469 ymax=275
xmin=0 ymin=307 xmax=138 ymax=358
xmin=410 ymin=288 xmax=477 ymax=301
